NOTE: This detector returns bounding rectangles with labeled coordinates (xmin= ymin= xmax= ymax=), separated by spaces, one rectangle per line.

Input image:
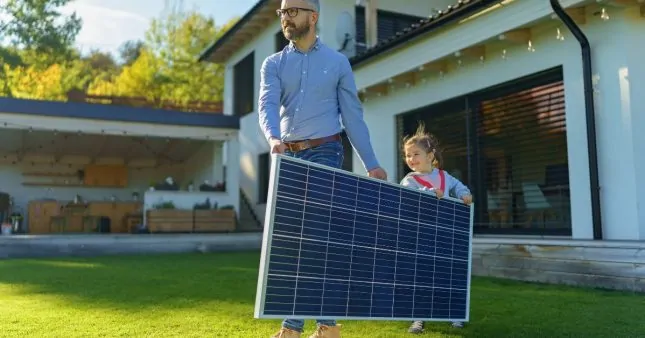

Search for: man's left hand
xmin=368 ymin=167 xmax=388 ymax=181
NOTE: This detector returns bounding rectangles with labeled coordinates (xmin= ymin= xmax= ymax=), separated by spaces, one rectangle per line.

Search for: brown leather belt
xmin=284 ymin=133 xmax=341 ymax=152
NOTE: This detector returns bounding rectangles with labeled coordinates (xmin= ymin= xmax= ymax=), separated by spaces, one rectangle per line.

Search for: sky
xmin=58 ymin=0 xmax=258 ymax=56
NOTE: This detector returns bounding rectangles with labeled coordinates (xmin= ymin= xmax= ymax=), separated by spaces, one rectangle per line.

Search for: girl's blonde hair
xmin=402 ymin=121 xmax=444 ymax=169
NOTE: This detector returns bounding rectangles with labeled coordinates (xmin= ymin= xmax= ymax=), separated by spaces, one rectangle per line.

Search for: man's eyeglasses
xmin=276 ymin=7 xmax=314 ymax=18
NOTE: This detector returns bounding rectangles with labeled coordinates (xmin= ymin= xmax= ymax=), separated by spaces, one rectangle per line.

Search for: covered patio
xmin=0 ymin=97 xmax=240 ymax=236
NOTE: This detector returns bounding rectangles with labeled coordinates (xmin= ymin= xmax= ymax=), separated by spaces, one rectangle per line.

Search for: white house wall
xmin=587 ymin=7 xmax=645 ymax=240
xmin=352 ymin=0 xmax=587 ymax=90
xmin=318 ymin=0 xmax=458 ymax=51
xmin=183 ymin=142 xmax=224 ymax=186
xmin=223 ymin=20 xmax=281 ymax=218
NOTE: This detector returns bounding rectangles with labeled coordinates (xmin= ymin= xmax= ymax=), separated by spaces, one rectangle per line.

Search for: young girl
xmin=399 ymin=122 xmax=473 ymax=334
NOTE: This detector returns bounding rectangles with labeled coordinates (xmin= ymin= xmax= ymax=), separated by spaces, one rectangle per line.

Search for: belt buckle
xmin=300 ymin=140 xmax=310 ymax=151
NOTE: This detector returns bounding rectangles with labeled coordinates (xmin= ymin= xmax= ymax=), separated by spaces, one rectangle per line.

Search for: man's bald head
xmin=281 ymin=0 xmax=320 ymax=12
xmin=304 ymin=0 xmax=320 ymax=12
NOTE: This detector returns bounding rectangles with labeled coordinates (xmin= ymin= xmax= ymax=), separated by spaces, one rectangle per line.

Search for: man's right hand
xmin=269 ymin=137 xmax=287 ymax=154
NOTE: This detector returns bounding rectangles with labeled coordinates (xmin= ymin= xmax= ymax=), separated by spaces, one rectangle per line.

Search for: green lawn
xmin=0 ymin=252 xmax=643 ymax=338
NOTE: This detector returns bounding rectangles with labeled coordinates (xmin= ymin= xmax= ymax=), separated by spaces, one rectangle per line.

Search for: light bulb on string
xmin=556 ymin=28 xmax=564 ymax=41
xmin=600 ymin=7 xmax=609 ymax=21
xmin=527 ymin=40 xmax=535 ymax=52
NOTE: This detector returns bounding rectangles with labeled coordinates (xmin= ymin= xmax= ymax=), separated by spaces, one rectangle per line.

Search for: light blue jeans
xmin=281 ymin=139 xmax=344 ymax=332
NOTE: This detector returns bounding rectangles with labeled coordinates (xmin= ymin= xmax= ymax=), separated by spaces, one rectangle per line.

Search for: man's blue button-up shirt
xmin=257 ymin=38 xmax=380 ymax=171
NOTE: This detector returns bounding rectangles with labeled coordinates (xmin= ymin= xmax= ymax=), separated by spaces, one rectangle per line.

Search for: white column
xmin=226 ymin=134 xmax=241 ymax=216
xmin=624 ymin=14 xmax=645 ymax=240
xmin=562 ymin=47 xmax=593 ymax=240
xmin=224 ymin=65 xmax=234 ymax=116
xmin=586 ymin=8 xmax=645 ymax=240
xmin=365 ymin=0 xmax=378 ymax=48
xmin=212 ymin=142 xmax=224 ymax=182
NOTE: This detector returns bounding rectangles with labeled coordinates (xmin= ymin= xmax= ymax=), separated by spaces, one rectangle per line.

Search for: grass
xmin=0 ymin=252 xmax=644 ymax=338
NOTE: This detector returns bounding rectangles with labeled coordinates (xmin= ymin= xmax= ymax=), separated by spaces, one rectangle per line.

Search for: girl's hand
xmin=462 ymin=194 xmax=473 ymax=205
xmin=435 ymin=189 xmax=444 ymax=198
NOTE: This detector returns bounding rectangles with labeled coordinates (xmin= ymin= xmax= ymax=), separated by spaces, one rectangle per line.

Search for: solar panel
xmin=254 ymin=154 xmax=474 ymax=322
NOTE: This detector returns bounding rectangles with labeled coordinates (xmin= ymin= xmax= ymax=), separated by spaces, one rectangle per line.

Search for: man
xmin=258 ymin=0 xmax=387 ymax=337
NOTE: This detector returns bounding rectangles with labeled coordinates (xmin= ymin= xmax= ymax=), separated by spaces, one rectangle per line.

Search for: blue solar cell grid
xmin=254 ymin=154 xmax=473 ymax=322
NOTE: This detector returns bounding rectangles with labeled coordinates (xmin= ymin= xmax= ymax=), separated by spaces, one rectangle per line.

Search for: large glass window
xmin=397 ymin=97 xmax=470 ymax=188
xmin=397 ymin=67 xmax=571 ymax=236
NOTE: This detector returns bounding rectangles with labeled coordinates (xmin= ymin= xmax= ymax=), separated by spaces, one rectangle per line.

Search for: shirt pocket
xmin=311 ymin=65 xmax=339 ymax=102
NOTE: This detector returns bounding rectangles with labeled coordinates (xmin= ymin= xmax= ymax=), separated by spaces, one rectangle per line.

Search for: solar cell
xmin=254 ymin=154 xmax=474 ymax=322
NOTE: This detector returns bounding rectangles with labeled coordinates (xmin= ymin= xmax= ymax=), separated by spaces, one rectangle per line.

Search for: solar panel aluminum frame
xmin=254 ymin=154 xmax=475 ymax=322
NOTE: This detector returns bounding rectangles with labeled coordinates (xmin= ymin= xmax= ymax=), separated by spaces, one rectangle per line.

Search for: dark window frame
xmin=354 ymin=6 xmax=425 ymax=54
xmin=258 ymin=152 xmax=270 ymax=204
xmin=340 ymin=130 xmax=353 ymax=172
xmin=275 ymin=31 xmax=290 ymax=52
xmin=233 ymin=51 xmax=255 ymax=117
xmin=397 ymin=66 xmax=571 ymax=236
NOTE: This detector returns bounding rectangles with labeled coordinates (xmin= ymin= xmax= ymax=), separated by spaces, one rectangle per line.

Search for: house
xmin=199 ymin=0 xmax=645 ymax=292
xmin=0 ymin=94 xmax=241 ymax=235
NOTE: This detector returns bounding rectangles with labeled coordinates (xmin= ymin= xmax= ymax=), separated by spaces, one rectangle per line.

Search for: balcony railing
xmin=66 ymin=90 xmax=223 ymax=114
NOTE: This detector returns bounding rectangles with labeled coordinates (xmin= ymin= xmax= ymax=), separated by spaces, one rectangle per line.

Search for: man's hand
xmin=462 ymin=194 xmax=473 ymax=205
xmin=368 ymin=167 xmax=388 ymax=181
xmin=269 ymin=137 xmax=286 ymax=154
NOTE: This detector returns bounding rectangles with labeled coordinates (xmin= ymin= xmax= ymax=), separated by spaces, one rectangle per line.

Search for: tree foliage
xmin=89 ymin=8 xmax=237 ymax=106
xmin=1 ymin=0 xmax=236 ymax=110
xmin=0 ymin=0 xmax=82 ymax=60
xmin=118 ymin=40 xmax=145 ymax=67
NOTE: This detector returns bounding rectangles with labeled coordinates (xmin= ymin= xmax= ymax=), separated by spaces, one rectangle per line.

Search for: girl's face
xmin=404 ymin=143 xmax=434 ymax=173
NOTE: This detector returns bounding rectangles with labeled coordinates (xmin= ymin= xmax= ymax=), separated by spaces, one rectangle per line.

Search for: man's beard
xmin=282 ymin=20 xmax=311 ymax=41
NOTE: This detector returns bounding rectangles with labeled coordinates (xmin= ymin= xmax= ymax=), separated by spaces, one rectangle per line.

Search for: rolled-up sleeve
xmin=258 ymin=57 xmax=281 ymax=143
xmin=337 ymin=57 xmax=379 ymax=171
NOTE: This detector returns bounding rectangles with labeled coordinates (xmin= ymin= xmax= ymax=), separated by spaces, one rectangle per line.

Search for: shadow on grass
xmin=0 ymin=251 xmax=261 ymax=311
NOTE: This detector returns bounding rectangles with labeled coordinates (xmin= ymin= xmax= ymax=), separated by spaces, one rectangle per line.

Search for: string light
xmin=0 ymin=121 xmax=223 ymax=141
xmin=361 ymin=22 xmax=585 ymax=98
xmin=0 ymin=121 xmax=225 ymax=169
xmin=527 ymin=40 xmax=535 ymax=52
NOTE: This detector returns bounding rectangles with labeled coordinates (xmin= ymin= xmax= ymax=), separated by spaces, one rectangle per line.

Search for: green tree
xmin=0 ymin=0 xmax=82 ymax=60
xmin=118 ymin=40 xmax=145 ymax=66
xmin=89 ymin=8 xmax=238 ymax=107
xmin=0 ymin=0 xmax=83 ymax=97
xmin=4 ymin=63 xmax=66 ymax=100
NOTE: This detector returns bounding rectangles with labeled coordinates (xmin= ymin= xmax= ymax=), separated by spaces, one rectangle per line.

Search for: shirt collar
xmin=288 ymin=36 xmax=321 ymax=53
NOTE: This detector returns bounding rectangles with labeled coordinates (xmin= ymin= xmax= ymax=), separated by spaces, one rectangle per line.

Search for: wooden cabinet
xmin=27 ymin=201 xmax=61 ymax=234
xmin=88 ymin=202 xmax=141 ymax=233
xmin=83 ymin=165 xmax=128 ymax=187
xmin=27 ymin=200 xmax=142 ymax=234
